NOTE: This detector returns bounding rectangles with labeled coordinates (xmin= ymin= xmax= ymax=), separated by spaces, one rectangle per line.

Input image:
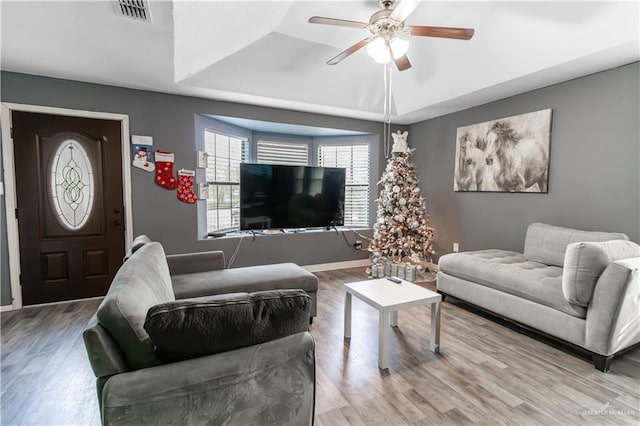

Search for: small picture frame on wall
xmin=454 ymin=109 xmax=552 ymax=193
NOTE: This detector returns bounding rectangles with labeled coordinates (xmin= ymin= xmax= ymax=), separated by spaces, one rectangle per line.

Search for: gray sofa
xmin=167 ymin=251 xmax=319 ymax=321
xmin=83 ymin=242 xmax=317 ymax=425
xmin=437 ymin=223 xmax=640 ymax=371
xmin=124 ymin=235 xmax=318 ymax=321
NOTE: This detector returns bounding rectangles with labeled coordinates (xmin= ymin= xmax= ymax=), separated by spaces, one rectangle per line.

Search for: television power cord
xmin=227 ymin=233 xmax=245 ymax=268
xmin=332 ymin=226 xmax=371 ymax=252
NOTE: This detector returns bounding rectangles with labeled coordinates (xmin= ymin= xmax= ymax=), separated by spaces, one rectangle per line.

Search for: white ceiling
xmin=1 ymin=1 xmax=638 ymax=124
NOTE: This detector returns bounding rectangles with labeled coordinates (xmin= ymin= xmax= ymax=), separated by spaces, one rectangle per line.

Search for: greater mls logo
xmin=581 ymin=402 xmax=637 ymax=417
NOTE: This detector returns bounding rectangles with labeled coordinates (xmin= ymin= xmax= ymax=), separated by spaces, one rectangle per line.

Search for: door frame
xmin=1 ymin=102 xmax=133 ymax=310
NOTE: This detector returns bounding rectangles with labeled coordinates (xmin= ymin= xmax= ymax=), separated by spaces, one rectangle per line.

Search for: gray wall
xmin=410 ymin=62 xmax=639 ymax=257
xmin=0 ymin=71 xmax=405 ymax=306
xmin=3 ymin=63 xmax=638 ymax=306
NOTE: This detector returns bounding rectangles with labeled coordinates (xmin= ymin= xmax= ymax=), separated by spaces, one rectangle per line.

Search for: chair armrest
xmin=101 ymin=332 xmax=315 ymax=426
xmin=585 ymin=258 xmax=640 ymax=355
xmin=165 ymin=250 xmax=225 ymax=275
xmin=83 ymin=315 xmax=128 ymax=378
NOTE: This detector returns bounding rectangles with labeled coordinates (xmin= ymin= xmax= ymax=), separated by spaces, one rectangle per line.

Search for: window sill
xmin=201 ymin=226 xmax=372 ymax=241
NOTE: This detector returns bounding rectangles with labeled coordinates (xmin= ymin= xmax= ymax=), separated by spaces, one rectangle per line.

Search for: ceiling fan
xmin=308 ymin=0 xmax=474 ymax=71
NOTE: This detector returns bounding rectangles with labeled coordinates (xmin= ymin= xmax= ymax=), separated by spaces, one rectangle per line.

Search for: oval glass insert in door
xmin=49 ymin=139 xmax=95 ymax=230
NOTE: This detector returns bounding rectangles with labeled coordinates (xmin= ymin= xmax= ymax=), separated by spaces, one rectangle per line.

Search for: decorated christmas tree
xmin=369 ymin=131 xmax=434 ymax=266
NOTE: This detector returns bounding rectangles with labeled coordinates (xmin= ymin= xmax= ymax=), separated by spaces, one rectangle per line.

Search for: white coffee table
xmin=344 ymin=277 xmax=442 ymax=369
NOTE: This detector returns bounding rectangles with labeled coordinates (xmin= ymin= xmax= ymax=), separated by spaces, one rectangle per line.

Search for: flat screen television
xmin=240 ymin=163 xmax=346 ymax=230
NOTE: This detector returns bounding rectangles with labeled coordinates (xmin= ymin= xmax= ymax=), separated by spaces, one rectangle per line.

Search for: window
xmin=204 ymin=129 xmax=248 ymax=232
xmin=50 ymin=139 xmax=94 ymax=231
xmin=257 ymin=140 xmax=309 ymax=166
xmin=198 ymin=115 xmax=375 ymax=235
xmin=318 ymin=144 xmax=370 ymax=227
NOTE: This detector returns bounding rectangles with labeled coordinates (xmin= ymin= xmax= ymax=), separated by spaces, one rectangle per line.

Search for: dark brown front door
xmin=12 ymin=111 xmax=125 ymax=305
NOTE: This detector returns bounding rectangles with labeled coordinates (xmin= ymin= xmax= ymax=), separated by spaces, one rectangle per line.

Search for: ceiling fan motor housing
xmin=368 ymin=9 xmax=407 ymax=39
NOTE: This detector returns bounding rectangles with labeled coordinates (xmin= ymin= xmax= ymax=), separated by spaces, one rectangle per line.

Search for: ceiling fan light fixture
xmin=389 ymin=36 xmax=409 ymax=59
xmin=367 ymin=36 xmax=392 ymax=64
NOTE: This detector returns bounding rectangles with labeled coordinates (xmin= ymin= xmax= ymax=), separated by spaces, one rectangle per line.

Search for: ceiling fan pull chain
xmin=383 ymin=62 xmax=392 ymax=159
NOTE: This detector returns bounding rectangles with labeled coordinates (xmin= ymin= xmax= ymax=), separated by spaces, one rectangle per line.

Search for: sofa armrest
xmin=83 ymin=315 xmax=128 ymax=378
xmin=166 ymin=250 xmax=225 ymax=275
xmin=563 ymin=240 xmax=640 ymax=306
xmin=101 ymin=332 xmax=315 ymax=426
xmin=585 ymin=258 xmax=640 ymax=356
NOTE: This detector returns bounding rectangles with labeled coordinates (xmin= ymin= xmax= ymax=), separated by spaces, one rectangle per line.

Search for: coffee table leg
xmin=379 ymin=309 xmax=390 ymax=369
xmin=430 ymin=301 xmax=441 ymax=353
xmin=344 ymin=292 xmax=352 ymax=339
xmin=390 ymin=310 xmax=398 ymax=327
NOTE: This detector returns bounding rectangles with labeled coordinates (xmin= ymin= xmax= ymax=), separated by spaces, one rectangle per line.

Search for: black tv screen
xmin=240 ymin=163 xmax=346 ymax=230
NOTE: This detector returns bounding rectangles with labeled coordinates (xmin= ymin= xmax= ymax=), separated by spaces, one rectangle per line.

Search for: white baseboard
xmin=303 ymin=259 xmax=371 ymax=273
xmin=0 ymin=304 xmax=16 ymax=312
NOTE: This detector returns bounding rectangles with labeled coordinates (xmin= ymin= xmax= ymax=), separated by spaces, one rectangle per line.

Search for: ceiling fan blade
xmin=394 ymin=54 xmax=412 ymax=71
xmin=410 ymin=26 xmax=475 ymax=40
xmin=390 ymin=0 xmax=420 ymax=22
xmin=327 ymin=39 xmax=370 ymax=65
xmin=308 ymin=16 xmax=368 ymax=29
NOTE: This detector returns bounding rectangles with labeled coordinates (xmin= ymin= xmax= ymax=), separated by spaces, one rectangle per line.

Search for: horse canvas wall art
xmin=454 ymin=109 xmax=552 ymax=192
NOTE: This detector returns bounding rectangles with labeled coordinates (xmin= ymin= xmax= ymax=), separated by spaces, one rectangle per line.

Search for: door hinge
xmin=10 ymin=127 xmax=14 ymax=139
xmin=15 ymin=208 xmax=18 ymax=219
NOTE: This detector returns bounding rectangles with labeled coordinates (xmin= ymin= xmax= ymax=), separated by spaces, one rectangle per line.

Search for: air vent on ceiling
xmin=114 ymin=0 xmax=151 ymax=22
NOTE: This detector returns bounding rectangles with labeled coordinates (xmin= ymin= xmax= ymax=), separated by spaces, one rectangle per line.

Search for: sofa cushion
xmin=562 ymin=240 xmax=640 ymax=306
xmin=523 ymin=223 xmax=629 ymax=267
xmin=144 ymin=289 xmax=311 ymax=362
xmin=97 ymin=242 xmax=175 ymax=370
xmin=172 ymin=262 xmax=318 ymax=300
xmin=439 ymin=249 xmax=586 ymax=318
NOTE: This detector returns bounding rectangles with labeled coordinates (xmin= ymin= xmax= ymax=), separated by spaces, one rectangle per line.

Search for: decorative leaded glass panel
xmin=49 ymin=139 xmax=94 ymax=230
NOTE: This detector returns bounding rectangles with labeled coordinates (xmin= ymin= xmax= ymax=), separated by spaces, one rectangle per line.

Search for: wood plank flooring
xmin=1 ymin=267 xmax=639 ymax=425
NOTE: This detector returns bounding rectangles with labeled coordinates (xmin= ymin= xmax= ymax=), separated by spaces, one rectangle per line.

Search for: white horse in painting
xmin=483 ymin=121 xmax=548 ymax=192
xmin=456 ymin=133 xmax=488 ymax=191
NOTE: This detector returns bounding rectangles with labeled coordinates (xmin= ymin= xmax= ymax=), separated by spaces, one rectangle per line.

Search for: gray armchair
xmin=83 ymin=242 xmax=316 ymax=425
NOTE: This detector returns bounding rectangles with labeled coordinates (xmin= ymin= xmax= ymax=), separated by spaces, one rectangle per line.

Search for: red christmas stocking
xmin=177 ymin=169 xmax=197 ymax=204
xmin=154 ymin=150 xmax=177 ymax=190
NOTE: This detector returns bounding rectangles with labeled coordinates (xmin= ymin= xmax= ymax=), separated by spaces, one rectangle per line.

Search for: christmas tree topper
xmin=391 ymin=130 xmax=409 ymax=153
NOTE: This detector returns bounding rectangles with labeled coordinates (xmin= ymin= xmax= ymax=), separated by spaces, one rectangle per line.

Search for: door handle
xmin=113 ymin=220 xmax=122 ymax=226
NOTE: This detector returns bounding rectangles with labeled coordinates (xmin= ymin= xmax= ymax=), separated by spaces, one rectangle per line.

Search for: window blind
xmin=318 ymin=144 xmax=370 ymax=227
xmin=257 ymin=140 xmax=309 ymax=166
xmin=204 ymin=129 xmax=249 ymax=232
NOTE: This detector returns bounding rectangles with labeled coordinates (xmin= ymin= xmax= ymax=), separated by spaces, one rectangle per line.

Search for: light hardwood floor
xmin=1 ymin=267 xmax=639 ymax=425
